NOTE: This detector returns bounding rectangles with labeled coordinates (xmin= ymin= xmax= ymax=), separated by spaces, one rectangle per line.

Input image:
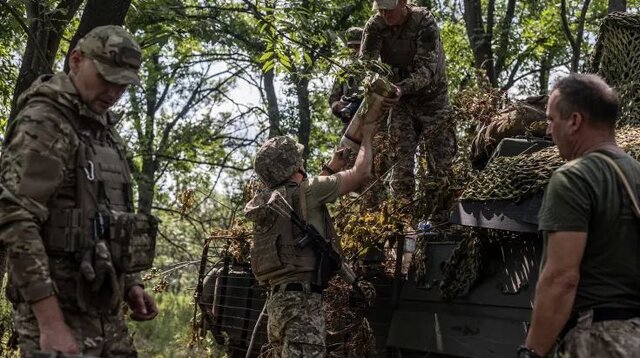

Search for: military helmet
xmin=345 ymin=27 xmax=364 ymax=46
xmin=254 ymin=136 xmax=305 ymax=188
xmin=373 ymin=0 xmax=399 ymax=10
xmin=77 ymin=25 xmax=142 ymax=85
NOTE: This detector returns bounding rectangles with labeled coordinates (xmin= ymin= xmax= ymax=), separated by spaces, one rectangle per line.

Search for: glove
xmin=79 ymin=240 xmax=121 ymax=313
xmin=91 ymin=241 xmax=119 ymax=294
xmin=349 ymin=279 xmax=376 ymax=310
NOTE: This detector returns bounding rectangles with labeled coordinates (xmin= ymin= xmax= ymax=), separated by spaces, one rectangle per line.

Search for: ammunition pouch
xmin=42 ymin=209 xmax=157 ymax=274
xmin=249 ymin=184 xmax=317 ymax=285
xmin=109 ymin=211 xmax=158 ymax=273
xmin=250 ymin=233 xmax=297 ymax=283
xmin=42 ymin=209 xmax=87 ymax=254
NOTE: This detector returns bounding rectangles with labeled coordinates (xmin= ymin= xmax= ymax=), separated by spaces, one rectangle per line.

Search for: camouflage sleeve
xmin=0 ymin=103 xmax=76 ymax=303
xmin=359 ymin=16 xmax=382 ymax=61
xmin=329 ymin=77 xmax=343 ymax=107
xmin=396 ymin=14 xmax=444 ymax=96
xmin=124 ymin=273 xmax=144 ymax=295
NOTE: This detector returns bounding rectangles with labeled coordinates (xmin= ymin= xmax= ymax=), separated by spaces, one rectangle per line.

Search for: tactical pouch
xmin=250 ymin=233 xmax=295 ymax=283
xmin=109 ymin=211 xmax=157 ymax=273
xmin=42 ymin=208 xmax=87 ymax=253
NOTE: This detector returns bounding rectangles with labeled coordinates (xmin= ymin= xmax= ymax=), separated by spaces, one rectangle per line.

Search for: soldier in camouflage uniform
xmin=361 ymin=0 xmax=455 ymax=223
xmin=0 ymin=26 xmax=158 ymax=357
xmin=245 ymin=120 xmax=379 ymax=357
xmin=329 ymin=27 xmax=365 ymax=128
xmin=521 ymin=74 xmax=640 ymax=357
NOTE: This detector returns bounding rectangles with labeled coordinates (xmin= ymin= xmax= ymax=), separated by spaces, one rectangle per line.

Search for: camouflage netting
xmin=588 ymin=12 xmax=640 ymax=127
xmin=429 ymin=12 xmax=640 ymax=299
xmin=461 ymin=126 xmax=640 ymax=202
xmin=470 ymin=95 xmax=548 ymax=170
xmin=462 ymin=12 xmax=640 ymax=203
xmin=460 ymin=147 xmax=564 ymax=201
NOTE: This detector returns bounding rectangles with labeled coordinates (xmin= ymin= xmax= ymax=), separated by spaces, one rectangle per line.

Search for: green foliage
xmin=129 ymin=292 xmax=224 ymax=358
xmin=0 ymin=0 xmax=26 ymax=122
xmin=440 ymin=21 xmax=474 ymax=94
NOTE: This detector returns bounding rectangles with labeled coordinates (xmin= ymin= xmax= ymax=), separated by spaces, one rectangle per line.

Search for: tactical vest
xmin=250 ymin=182 xmax=317 ymax=285
xmin=25 ymin=97 xmax=157 ymax=274
xmin=380 ymin=7 xmax=430 ymax=81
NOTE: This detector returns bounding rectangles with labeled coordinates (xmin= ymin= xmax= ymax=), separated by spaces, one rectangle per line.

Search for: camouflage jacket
xmin=328 ymin=60 xmax=364 ymax=107
xmin=360 ymin=5 xmax=448 ymax=101
xmin=0 ymin=72 xmax=140 ymax=307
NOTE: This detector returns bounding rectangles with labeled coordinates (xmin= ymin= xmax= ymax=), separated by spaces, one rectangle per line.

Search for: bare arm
xmin=31 ymin=296 xmax=79 ymax=354
xmin=525 ymin=231 xmax=587 ymax=355
xmin=336 ymin=123 xmax=376 ymax=195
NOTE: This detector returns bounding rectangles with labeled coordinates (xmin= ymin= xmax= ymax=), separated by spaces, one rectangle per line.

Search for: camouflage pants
xmin=266 ymin=286 xmax=325 ymax=358
xmin=14 ymin=302 xmax=137 ymax=358
xmin=557 ymin=311 xmax=640 ymax=358
xmin=388 ymin=96 xmax=456 ymax=218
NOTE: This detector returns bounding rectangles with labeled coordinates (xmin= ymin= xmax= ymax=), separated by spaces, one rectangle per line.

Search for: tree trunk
xmin=8 ymin=0 xmax=84 ymax=122
xmin=608 ymin=0 xmax=626 ymax=12
xmin=136 ymin=53 xmax=160 ymax=216
xmin=63 ymin=0 xmax=132 ymax=72
xmin=264 ymin=68 xmax=281 ymax=138
xmin=295 ymin=76 xmax=311 ymax=161
xmin=462 ymin=0 xmax=496 ymax=87
xmin=561 ymin=0 xmax=591 ymax=72
xmin=493 ymin=0 xmax=517 ymax=80
xmin=539 ymin=53 xmax=551 ymax=94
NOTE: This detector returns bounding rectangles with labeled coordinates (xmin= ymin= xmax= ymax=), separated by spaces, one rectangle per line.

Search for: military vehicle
xmin=194 ymin=12 xmax=640 ymax=358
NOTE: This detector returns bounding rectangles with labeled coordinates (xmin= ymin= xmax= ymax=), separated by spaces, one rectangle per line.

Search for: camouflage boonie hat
xmin=346 ymin=27 xmax=364 ymax=46
xmin=254 ymin=136 xmax=305 ymax=188
xmin=77 ymin=25 xmax=142 ymax=85
xmin=373 ymin=0 xmax=398 ymax=10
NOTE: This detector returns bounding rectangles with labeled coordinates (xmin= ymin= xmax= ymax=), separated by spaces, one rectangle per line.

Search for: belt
xmin=271 ymin=282 xmax=323 ymax=294
xmin=562 ymin=307 xmax=640 ymax=336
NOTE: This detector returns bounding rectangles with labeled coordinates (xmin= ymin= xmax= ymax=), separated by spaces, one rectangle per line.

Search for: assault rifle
xmin=289 ymin=210 xmax=342 ymax=289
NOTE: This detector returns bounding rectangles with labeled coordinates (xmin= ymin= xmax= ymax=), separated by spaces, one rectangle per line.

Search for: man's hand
xmin=328 ymin=147 xmax=351 ymax=172
xmin=31 ymin=296 xmax=79 ymax=354
xmin=126 ymin=285 xmax=158 ymax=321
xmin=381 ymin=85 xmax=401 ymax=110
xmin=39 ymin=322 xmax=80 ymax=355
xmin=331 ymin=100 xmax=348 ymax=115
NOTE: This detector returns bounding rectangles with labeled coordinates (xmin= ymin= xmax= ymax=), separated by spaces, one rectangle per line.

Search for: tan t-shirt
xmin=303 ymin=175 xmax=342 ymax=240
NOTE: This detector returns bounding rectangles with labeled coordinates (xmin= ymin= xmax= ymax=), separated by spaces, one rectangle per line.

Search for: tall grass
xmin=129 ymin=291 xmax=227 ymax=358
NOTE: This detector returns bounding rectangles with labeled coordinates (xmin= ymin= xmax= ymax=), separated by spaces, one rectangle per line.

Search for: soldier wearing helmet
xmin=361 ymin=0 xmax=455 ymax=225
xmin=329 ymin=27 xmax=366 ymax=126
xmin=0 ymin=26 xmax=157 ymax=356
xmin=245 ymin=119 xmax=380 ymax=357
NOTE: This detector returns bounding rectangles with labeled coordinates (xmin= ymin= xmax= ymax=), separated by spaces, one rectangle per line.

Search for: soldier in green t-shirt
xmin=521 ymin=74 xmax=640 ymax=358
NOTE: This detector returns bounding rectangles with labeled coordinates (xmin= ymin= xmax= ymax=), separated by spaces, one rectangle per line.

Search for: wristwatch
xmin=322 ymin=163 xmax=337 ymax=175
xmin=517 ymin=345 xmax=542 ymax=358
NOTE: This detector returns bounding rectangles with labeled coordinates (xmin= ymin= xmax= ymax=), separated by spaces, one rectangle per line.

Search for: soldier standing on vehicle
xmin=329 ymin=27 xmax=365 ymax=128
xmin=0 ymin=26 xmax=158 ymax=357
xmin=521 ymin=74 xmax=640 ymax=357
xmin=361 ymin=0 xmax=455 ymax=225
xmin=245 ymin=120 xmax=380 ymax=357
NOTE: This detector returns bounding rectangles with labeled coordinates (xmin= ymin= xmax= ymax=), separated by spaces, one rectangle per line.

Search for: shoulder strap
xmin=590 ymin=152 xmax=640 ymax=218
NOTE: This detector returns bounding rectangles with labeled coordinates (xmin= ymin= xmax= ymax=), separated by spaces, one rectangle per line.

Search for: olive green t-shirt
xmin=303 ymin=175 xmax=342 ymax=239
xmin=538 ymin=151 xmax=640 ymax=311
